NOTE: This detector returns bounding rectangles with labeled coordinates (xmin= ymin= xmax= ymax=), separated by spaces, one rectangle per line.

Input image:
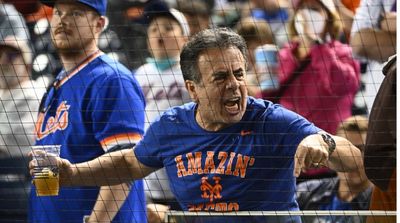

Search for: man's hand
xmin=29 ymin=150 xmax=74 ymax=186
xmin=147 ymin=203 xmax=170 ymax=223
xmin=380 ymin=12 xmax=397 ymax=33
xmin=294 ymin=134 xmax=329 ymax=177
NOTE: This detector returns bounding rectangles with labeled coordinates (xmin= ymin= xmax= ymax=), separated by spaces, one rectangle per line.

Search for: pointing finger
xmin=294 ymin=148 xmax=306 ymax=177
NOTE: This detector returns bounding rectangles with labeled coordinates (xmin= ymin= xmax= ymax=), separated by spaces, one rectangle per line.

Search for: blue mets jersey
xmin=135 ymin=97 xmax=321 ymax=213
xmin=30 ymin=52 xmax=147 ymax=223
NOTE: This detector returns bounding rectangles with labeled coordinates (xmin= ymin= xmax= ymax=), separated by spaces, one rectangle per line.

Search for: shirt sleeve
xmin=88 ymin=75 xmax=146 ymax=151
xmin=267 ymin=105 xmax=321 ymax=156
xmin=134 ymin=120 xmax=165 ymax=168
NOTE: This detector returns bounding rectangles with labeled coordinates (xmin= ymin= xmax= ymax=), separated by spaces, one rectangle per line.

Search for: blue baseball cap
xmin=139 ymin=0 xmax=190 ymax=36
xmin=40 ymin=0 xmax=107 ymax=16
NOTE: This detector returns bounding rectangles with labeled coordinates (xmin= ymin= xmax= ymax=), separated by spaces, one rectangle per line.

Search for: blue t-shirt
xmin=135 ymin=97 xmax=320 ymax=213
xmin=30 ymin=54 xmax=147 ymax=223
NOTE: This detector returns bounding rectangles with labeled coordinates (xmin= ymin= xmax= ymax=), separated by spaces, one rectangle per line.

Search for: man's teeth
xmin=225 ymin=98 xmax=240 ymax=107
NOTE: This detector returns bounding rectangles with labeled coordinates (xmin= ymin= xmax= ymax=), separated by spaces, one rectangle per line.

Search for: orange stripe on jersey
xmin=55 ymin=50 xmax=104 ymax=88
xmin=100 ymin=133 xmax=142 ymax=151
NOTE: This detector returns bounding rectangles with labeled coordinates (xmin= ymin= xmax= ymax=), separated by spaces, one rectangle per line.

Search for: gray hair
xmin=180 ymin=27 xmax=248 ymax=83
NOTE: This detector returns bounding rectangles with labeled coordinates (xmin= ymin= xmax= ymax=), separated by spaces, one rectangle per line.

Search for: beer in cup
xmin=31 ymin=145 xmax=61 ymax=196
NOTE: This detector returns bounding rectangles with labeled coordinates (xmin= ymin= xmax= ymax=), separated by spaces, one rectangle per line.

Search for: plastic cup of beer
xmin=31 ymin=145 xmax=61 ymax=196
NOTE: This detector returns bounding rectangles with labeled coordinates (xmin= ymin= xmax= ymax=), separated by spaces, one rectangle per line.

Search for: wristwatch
xmin=320 ymin=133 xmax=336 ymax=156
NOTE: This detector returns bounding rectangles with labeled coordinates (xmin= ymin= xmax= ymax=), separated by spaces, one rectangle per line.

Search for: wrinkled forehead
xmin=197 ymin=47 xmax=246 ymax=69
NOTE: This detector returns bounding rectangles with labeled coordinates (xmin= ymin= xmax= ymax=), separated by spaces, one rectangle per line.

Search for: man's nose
xmin=226 ymin=74 xmax=239 ymax=90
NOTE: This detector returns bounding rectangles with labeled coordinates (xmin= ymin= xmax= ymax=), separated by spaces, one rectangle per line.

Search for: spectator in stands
xmin=350 ymin=0 xmax=396 ymax=117
xmin=30 ymin=27 xmax=365 ymax=223
xmin=297 ymin=115 xmax=373 ymax=223
xmin=331 ymin=0 xmax=368 ymax=116
xmin=236 ymin=17 xmax=275 ymax=97
xmin=350 ymin=0 xmax=396 ymax=63
xmin=270 ymin=0 xmax=360 ymax=135
xmin=351 ymin=2 xmax=396 ymax=220
xmin=364 ymin=55 xmax=396 ymax=223
xmin=134 ymin=1 xmax=191 ymax=222
xmin=262 ymin=0 xmax=360 ymax=181
xmin=30 ymin=0 xmax=147 ymax=222
xmin=0 ymin=3 xmax=50 ymax=221
xmin=244 ymin=0 xmax=292 ymax=47
xmin=9 ymin=0 xmax=61 ymax=80
xmin=176 ymin=0 xmax=210 ymax=36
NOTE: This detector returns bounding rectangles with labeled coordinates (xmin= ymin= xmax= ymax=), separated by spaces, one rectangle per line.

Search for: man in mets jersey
xmin=31 ymin=28 xmax=363 ymax=223
xmin=30 ymin=0 xmax=146 ymax=222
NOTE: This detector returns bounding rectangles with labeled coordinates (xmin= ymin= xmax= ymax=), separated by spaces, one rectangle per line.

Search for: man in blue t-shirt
xmin=30 ymin=0 xmax=146 ymax=222
xmin=30 ymin=28 xmax=363 ymax=222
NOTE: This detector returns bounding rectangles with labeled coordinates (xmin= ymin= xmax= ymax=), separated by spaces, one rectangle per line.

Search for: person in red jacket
xmin=261 ymin=0 xmax=360 ymax=180
xmin=266 ymin=0 xmax=360 ymax=134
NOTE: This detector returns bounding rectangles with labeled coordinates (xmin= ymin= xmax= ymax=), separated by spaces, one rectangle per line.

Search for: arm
xmin=57 ymin=148 xmax=155 ymax=187
xmin=63 ymin=149 xmax=154 ymax=223
xmin=294 ymin=133 xmax=363 ymax=177
xmin=350 ymin=0 xmax=396 ymax=62
xmin=87 ymin=184 xmax=131 ymax=223
xmin=350 ymin=29 xmax=396 ymax=63
xmin=86 ymin=76 xmax=147 ymax=222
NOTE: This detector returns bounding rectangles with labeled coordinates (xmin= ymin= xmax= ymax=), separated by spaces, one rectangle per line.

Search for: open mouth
xmin=157 ymin=38 xmax=164 ymax=45
xmin=54 ymin=28 xmax=71 ymax=36
xmin=223 ymin=97 xmax=241 ymax=115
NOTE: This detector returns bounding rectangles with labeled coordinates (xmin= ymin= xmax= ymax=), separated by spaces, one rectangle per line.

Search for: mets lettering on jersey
xmin=175 ymin=151 xmax=255 ymax=211
xmin=35 ymin=101 xmax=70 ymax=140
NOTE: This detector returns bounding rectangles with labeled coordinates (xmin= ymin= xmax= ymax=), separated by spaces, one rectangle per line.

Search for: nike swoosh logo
xmin=240 ymin=130 xmax=252 ymax=136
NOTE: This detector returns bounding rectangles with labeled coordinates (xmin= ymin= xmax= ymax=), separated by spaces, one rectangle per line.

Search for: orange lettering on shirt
xmin=225 ymin=152 xmax=236 ymax=175
xmin=35 ymin=101 xmax=70 ymax=140
xmin=203 ymin=151 xmax=215 ymax=174
xmin=228 ymin=202 xmax=239 ymax=211
xmin=186 ymin=152 xmax=203 ymax=175
xmin=175 ymin=155 xmax=187 ymax=177
xmin=233 ymin=155 xmax=254 ymax=178
xmin=215 ymin=202 xmax=228 ymax=211
xmin=216 ymin=151 xmax=227 ymax=174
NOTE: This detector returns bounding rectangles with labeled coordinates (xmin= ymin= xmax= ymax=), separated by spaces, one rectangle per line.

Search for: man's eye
xmin=234 ymin=72 xmax=244 ymax=80
xmin=214 ymin=74 xmax=225 ymax=81
xmin=53 ymin=10 xmax=62 ymax=16
xmin=72 ymin=10 xmax=84 ymax=17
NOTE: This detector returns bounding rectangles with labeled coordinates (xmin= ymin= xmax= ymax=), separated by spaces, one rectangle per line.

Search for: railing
xmin=165 ymin=210 xmax=397 ymax=223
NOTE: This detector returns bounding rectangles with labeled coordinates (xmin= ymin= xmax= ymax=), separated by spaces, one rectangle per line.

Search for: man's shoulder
xmin=93 ymin=54 xmax=134 ymax=78
xmin=158 ymin=102 xmax=195 ymax=120
xmin=246 ymin=97 xmax=291 ymax=119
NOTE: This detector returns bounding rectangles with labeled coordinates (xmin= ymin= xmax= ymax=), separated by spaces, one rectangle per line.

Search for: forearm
xmin=87 ymin=184 xmax=131 ymax=223
xmin=64 ymin=149 xmax=151 ymax=186
xmin=326 ymin=136 xmax=363 ymax=172
xmin=350 ymin=29 xmax=396 ymax=62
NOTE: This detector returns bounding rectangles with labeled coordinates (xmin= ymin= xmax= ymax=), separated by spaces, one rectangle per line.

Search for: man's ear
xmin=96 ymin=16 xmax=107 ymax=34
xmin=185 ymin=80 xmax=198 ymax=103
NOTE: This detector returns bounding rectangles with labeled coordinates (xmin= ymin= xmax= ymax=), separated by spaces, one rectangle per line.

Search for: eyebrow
xmin=233 ymin=68 xmax=244 ymax=74
xmin=212 ymin=67 xmax=244 ymax=77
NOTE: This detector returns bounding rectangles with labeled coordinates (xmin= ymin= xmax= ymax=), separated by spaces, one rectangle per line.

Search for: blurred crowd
xmin=0 ymin=0 xmax=396 ymax=222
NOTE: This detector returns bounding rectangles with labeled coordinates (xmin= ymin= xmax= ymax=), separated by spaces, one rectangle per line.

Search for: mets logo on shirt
xmin=35 ymin=101 xmax=71 ymax=140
